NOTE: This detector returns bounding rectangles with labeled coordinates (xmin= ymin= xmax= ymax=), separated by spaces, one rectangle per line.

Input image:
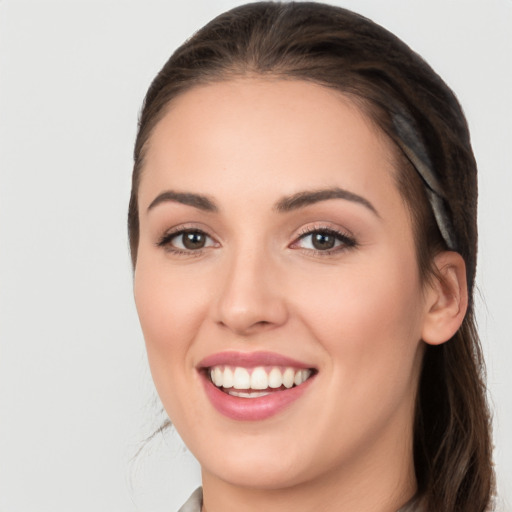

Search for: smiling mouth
xmin=207 ymin=365 xmax=315 ymax=398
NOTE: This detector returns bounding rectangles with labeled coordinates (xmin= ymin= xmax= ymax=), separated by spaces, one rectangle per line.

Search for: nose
xmin=214 ymin=247 xmax=289 ymax=336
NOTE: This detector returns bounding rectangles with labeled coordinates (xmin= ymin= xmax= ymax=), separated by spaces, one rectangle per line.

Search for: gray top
xmin=177 ymin=487 xmax=418 ymax=512
xmin=177 ymin=487 xmax=203 ymax=512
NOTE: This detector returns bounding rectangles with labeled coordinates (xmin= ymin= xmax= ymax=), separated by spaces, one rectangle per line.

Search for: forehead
xmin=139 ymin=78 xmax=399 ymax=210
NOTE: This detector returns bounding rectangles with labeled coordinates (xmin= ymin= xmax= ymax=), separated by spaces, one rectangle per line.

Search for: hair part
xmin=128 ymin=3 xmax=494 ymax=510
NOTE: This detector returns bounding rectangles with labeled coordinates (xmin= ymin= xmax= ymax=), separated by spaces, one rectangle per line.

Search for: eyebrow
xmin=274 ymin=187 xmax=379 ymax=216
xmin=147 ymin=186 xmax=378 ymax=217
xmin=147 ymin=191 xmax=218 ymax=212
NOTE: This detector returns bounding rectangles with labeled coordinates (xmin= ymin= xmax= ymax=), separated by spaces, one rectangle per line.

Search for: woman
xmin=128 ymin=2 xmax=494 ymax=511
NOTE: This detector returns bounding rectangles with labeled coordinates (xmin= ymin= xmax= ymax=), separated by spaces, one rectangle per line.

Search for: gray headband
xmin=391 ymin=111 xmax=457 ymax=251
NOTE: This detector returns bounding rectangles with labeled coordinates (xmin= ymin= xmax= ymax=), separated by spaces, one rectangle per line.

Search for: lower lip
xmin=201 ymin=373 xmax=314 ymax=421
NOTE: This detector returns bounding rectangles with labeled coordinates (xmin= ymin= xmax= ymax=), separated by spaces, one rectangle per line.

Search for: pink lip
xmin=198 ymin=350 xmax=313 ymax=369
xmin=198 ymin=351 xmax=316 ymax=421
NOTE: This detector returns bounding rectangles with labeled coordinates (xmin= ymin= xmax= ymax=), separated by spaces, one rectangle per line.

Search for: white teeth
xmin=228 ymin=390 xmax=271 ymax=398
xmin=250 ymin=367 xmax=268 ymax=390
xmin=268 ymin=367 xmax=283 ymax=388
xmin=209 ymin=365 xmax=313 ymax=392
xmin=223 ymin=367 xmax=234 ymax=388
xmin=233 ymin=367 xmax=251 ymax=389
xmin=282 ymin=367 xmax=295 ymax=388
xmin=212 ymin=366 xmax=223 ymax=387
xmin=295 ymin=369 xmax=311 ymax=386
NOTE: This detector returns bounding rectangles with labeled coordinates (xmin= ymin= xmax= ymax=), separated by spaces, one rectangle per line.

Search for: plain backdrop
xmin=0 ymin=1 xmax=510 ymax=511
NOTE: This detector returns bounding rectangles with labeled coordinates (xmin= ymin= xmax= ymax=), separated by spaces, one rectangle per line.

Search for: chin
xmin=201 ymin=453 xmax=312 ymax=490
xmin=186 ymin=422 xmax=339 ymax=491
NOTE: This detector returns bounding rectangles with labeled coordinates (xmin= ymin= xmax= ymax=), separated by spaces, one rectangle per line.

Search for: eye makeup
xmin=155 ymin=221 xmax=358 ymax=259
xmin=292 ymin=226 xmax=357 ymax=255
xmin=156 ymin=224 xmax=219 ymax=256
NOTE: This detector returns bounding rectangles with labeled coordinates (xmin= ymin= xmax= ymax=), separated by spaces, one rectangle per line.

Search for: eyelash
xmin=156 ymin=225 xmax=357 ymax=257
xmin=156 ymin=226 xmax=217 ymax=256
xmin=292 ymin=226 xmax=357 ymax=256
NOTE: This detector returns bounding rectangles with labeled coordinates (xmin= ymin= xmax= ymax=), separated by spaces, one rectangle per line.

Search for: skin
xmin=133 ymin=79 xmax=467 ymax=512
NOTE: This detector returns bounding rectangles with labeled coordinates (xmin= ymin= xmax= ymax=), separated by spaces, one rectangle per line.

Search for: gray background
xmin=0 ymin=0 xmax=510 ymax=511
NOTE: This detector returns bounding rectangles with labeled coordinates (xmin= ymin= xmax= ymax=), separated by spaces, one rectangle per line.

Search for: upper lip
xmin=198 ymin=351 xmax=315 ymax=370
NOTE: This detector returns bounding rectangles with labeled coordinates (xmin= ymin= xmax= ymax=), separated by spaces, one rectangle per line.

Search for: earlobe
xmin=422 ymin=251 xmax=468 ymax=346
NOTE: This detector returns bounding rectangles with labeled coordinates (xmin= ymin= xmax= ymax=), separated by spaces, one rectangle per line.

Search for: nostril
xmin=217 ymin=318 xmax=272 ymax=333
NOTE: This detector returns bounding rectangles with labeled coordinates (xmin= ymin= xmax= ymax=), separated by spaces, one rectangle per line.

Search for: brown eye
xmin=294 ymin=228 xmax=356 ymax=254
xmin=158 ymin=229 xmax=216 ymax=252
xmin=181 ymin=231 xmax=207 ymax=250
xmin=311 ymin=232 xmax=336 ymax=250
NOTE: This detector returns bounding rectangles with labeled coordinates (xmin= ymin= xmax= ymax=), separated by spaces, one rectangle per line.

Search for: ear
xmin=422 ymin=251 xmax=468 ymax=346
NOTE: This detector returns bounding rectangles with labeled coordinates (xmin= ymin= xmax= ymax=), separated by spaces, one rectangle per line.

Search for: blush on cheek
xmin=134 ymin=262 xmax=210 ymax=371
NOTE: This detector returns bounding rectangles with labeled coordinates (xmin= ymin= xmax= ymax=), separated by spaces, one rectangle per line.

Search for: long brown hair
xmin=128 ymin=3 xmax=494 ymax=510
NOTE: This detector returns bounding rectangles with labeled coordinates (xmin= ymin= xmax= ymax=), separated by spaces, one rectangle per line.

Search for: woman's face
xmin=134 ymin=79 xmax=429 ymax=490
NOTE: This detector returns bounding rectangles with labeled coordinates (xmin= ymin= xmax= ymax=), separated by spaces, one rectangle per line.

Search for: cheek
xmin=292 ymin=252 xmax=424 ymax=378
xmin=286 ymin=255 xmax=425 ymax=458
xmin=133 ymin=258 xmax=210 ymax=395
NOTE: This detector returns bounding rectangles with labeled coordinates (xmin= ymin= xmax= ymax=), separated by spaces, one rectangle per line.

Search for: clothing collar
xmin=177 ymin=487 xmax=419 ymax=512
